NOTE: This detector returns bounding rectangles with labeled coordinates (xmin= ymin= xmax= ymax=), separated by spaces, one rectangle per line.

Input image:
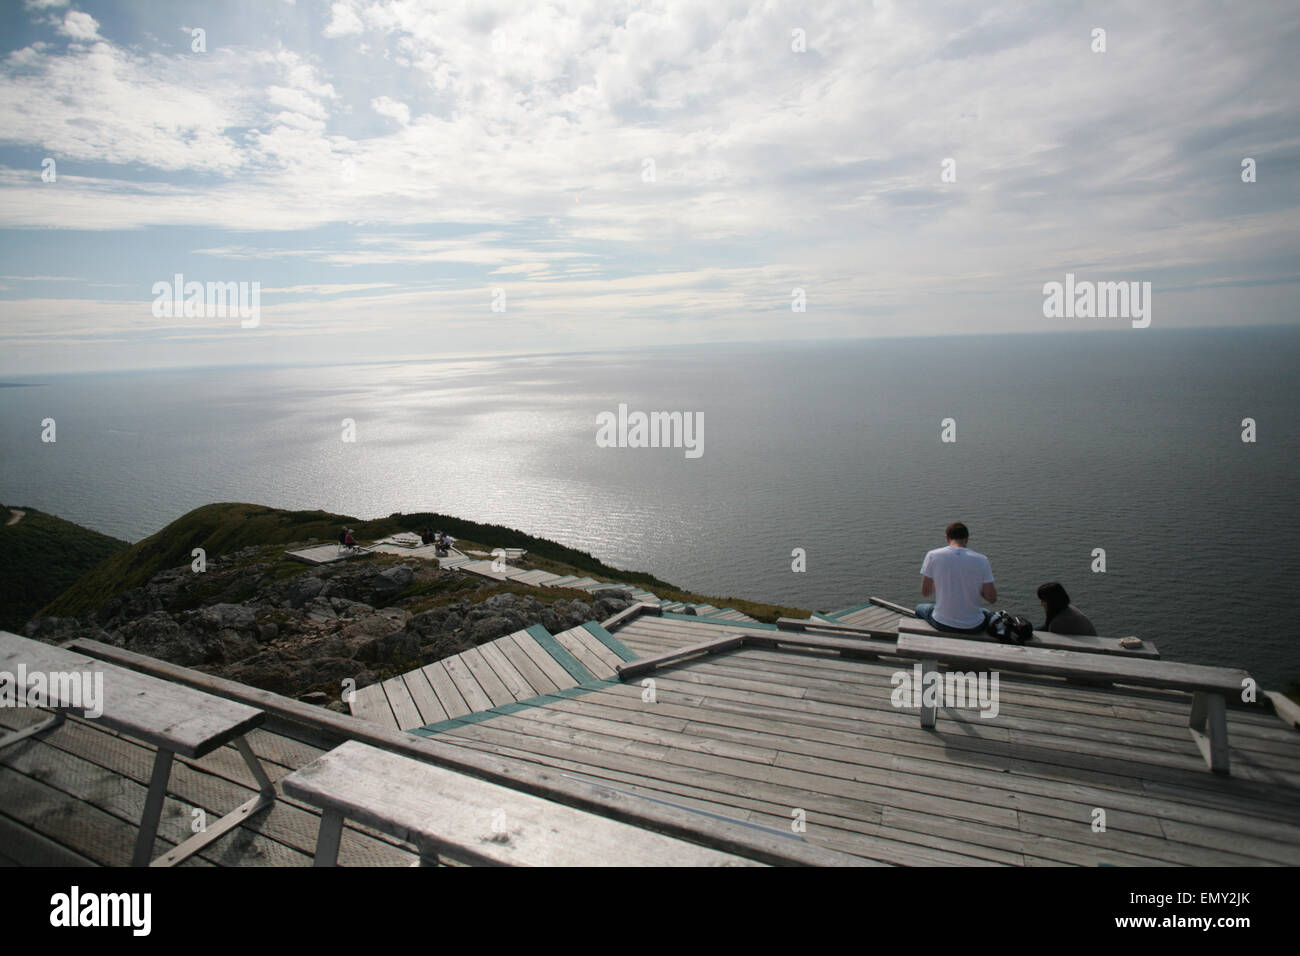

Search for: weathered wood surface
xmin=778 ymin=616 xmax=897 ymax=637
xmin=0 ymin=708 xmax=416 ymax=867
xmin=0 ymin=631 xmax=263 ymax=758
xmin=617 ymin=635 xmax=746 ymax=680
xmin=895 ymin=632 xmax=1244 ymax=694
xmin=898 ymin=619 xmax=1160 ymax=659
xmin=68 ymin=638 xmax=859 ymax=865
xmin=284 ymin=544 xmax=372 ymax=566
xmin=282 ymin=740 xmax=761 ymax=866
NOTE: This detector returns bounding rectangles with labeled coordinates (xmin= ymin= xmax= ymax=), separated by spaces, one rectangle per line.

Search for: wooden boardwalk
xmin=9 ymin=595 xmax=1296 ymax=867
xmin=349 ymin=624 xmax=638 ymax=732
xmin=1 ymin=637 xmax=847 ymax=867
xmin=407 ymin=610 xmax=1300 ymax=866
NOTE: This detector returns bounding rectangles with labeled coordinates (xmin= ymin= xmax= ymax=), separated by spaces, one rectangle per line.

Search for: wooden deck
xmin=350 ymin=624 xmax=637 ymax=732
xmin=409 ymin=611 xmax=1300 ymax=866
xmin=2 ymin=637 xmax=856 ymax=867
xmin=7 ymin=598 xmax=1297 ymax=867
xmin=0 ymin=705 xmax=420 ymax=866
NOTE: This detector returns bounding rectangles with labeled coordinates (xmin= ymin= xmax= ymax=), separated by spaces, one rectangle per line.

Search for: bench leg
xmin=0 ymin=709 xmax=65 ymax=751
xmin=919 ymin=659 xmax=937 ymax=728
xmin=314 ymin=809 xmax=345 ymax=866
xmin=148 ymin=735 xmax=277 ymax=867
xmin=133 ymin=747 xmax=175 ymax=867
xmin=1188 ymin=692 xmax=1230 ymax=774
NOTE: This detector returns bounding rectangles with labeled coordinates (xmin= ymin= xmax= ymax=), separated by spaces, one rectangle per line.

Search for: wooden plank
xmin=565 ymin=626 xmax=627 ymax=671
xmin=898 ymin=619 xmax=1160 ymax=659
xmin=0 ymin=810 xmax=97 ymax=866
xmin=281 ymin=741 xmax=762 ymax=867
xmin=421 ymin=660 xmax=472 ymax=719
xmin=509 ymin=631 xmax=580 ymax=690
xmin=600 ymin=602 xmax=660 ymax=632
xmin=617 ymin=635 xmax=746 ymax=680
xmin=494 ymin=634 xmax=560 ymax=696
xmin=895 ymin=633 xmax=1246 ymax=693
xmin=442 ymin=653 xmax=496 ymax=713
xmin=0 ymin=631 xmax=263 ymax=758
xmin=459 ymin=647 xmax=515 ymax=707
xmin=747 ymin=630 xmax=899 ymax=658
xmin=401 ymin=669 xmax=448 ymax=726
xmin=867 ymin=597 xmax=915 ymax=617
xmin=348 ymin=684 xmax=400 ymax=731
xmin=553 ymin=628 xmax=618 ymax=679
xmin=477 ymin=640 xmax=537 ymax=702
xmin=381 ymin=676 xmax=424 ymax=731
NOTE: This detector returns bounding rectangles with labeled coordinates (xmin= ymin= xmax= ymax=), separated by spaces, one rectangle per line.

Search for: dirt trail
xmin=5 ymin=509 xmax=23 ymax=526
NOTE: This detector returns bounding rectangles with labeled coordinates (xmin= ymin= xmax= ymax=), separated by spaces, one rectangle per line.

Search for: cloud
xmin=370 ymin=95 xmax=410 ymax=125
xmin=57 ymin=10 xmax=99 ymax=41
xmin=323 ymin=1 xmax=364 ymax=38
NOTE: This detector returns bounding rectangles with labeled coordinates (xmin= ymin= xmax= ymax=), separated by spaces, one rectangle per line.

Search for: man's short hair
xmin=945 ymin=522 xmax=969 ymax=542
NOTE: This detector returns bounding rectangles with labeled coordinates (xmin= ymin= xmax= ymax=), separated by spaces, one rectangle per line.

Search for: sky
xmin=0 ymin=0 xmax=1296 ymax=374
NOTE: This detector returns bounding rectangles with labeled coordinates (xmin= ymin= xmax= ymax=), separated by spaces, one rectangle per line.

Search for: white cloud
xmin=323 ymin=2 xmax=364 ymax=38
xmin=370 ymin=95 xmax=410 ymax=125
xmin=58 ymin=10 xmax=99 ymax=41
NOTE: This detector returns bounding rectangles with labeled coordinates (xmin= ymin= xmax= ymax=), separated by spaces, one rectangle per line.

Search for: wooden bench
xmin=0 ymin=631 xmax=275 ymax=865
xmin=894 ymin=632 xmax=1251 ymax=774
xmin=897 ymin=617 xmax=1160 ymax=659
xmin=281 ymin=740 xmax=761 ymax=866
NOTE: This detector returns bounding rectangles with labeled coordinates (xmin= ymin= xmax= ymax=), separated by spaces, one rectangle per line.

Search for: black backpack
xmin=986 ymin=610 xmax=1035 ymax=645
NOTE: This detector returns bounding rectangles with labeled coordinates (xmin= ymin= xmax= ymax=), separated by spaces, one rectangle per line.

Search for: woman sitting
xmin=1036 ymin=581 xmax=1097 ymax=635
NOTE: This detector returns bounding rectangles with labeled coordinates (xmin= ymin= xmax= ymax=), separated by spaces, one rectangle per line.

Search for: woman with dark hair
xmin=1036 ymin=582 xmax=1097 ymax=635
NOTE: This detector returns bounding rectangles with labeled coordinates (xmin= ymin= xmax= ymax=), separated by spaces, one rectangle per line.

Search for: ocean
xmin=2 ymin=325 xmax=1297 ymax=687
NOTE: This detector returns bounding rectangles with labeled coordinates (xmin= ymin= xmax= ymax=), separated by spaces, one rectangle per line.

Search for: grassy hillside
xmin=0 ymin=503 xmax=129 ymax=631
xmin=38 ymin=502 xmax=687 ymax=619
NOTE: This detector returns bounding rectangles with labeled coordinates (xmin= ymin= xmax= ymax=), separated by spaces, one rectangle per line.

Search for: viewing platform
xmin=4 ymin=593 xmax=1297 ymax=866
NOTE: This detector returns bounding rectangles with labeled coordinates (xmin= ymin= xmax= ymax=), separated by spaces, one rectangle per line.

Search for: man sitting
xmin=914 ymin=521 xmax=996 ymax=635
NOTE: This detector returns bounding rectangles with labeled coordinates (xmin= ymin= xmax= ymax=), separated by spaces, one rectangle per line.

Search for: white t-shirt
xmin=920 ymin=545 xmax=994 ymax=629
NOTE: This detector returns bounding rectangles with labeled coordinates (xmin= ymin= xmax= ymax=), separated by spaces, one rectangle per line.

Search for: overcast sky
xmin=0 ymin=0 xmax=1296 ymax=374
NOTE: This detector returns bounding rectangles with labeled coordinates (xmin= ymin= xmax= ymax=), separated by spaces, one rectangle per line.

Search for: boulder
xmin=287 ymin=575 xmax=324 ymax=608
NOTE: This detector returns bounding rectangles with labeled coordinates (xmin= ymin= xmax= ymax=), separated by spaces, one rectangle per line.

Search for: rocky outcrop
xmin=24 ymin=546 xmax=634 ymax=704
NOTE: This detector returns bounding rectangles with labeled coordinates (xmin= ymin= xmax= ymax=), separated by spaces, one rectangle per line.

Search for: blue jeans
xmin=914 ymin=603 xmax=991 ymax=634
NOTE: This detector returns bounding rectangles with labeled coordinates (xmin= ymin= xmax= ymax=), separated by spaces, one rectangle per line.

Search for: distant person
xmin=343 ymin=529 xmax=357 ymax=549
xmin=1036 ymin=582 xmax=1097 ymax=635
xmin=915 ymin=522 xmax=996 ymax=634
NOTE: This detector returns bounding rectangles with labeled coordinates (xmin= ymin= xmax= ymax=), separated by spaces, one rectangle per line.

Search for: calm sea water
xmin=2 ymin=327 xmax=1298 ymax=686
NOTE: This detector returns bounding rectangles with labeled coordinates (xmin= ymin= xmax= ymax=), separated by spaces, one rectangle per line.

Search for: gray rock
xmin=288 ymin=575 xmax=324 ymax=608
xmin=201 ymin=603 xmax=257 ymax=631
xmin=120 ymin=612 xmax=223 ymax=666
xmin=470 ymin=615 xmax=513 ymax=644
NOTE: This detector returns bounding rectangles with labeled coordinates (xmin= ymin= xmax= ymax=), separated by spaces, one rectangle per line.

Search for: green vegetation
xmin=36 ymin=502 xmax=692 ymax=619
xmin=0 ymin=504 xmax=129 ymax=631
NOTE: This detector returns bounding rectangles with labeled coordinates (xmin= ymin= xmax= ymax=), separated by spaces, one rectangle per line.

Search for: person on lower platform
xmin=1036 ymin=581 xmax=1097 ymax=635
xmin=914 ymin=521 xmax=996 ymax=635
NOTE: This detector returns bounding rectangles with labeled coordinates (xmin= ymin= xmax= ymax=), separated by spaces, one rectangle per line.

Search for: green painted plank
xmin=826 ymin=601 xmax=877 ymax=620
xmin=581 ymin=621 xmax=638 ymax=663
xmin=412 ymin=679 xmax=622 ymax=736
xmin=525 ymin=624 xmax=595 ymax=684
